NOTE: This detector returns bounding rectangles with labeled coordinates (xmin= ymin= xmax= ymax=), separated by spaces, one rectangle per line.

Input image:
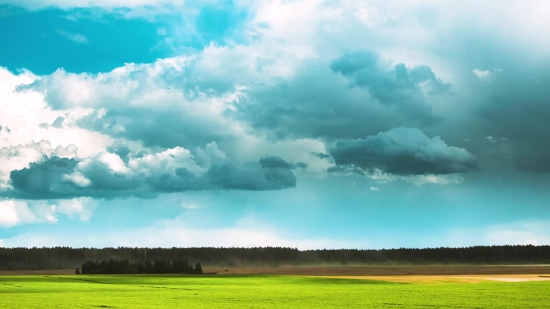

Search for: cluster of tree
xmin=78 ymin=258 xmax=202 ymax=274
xmin=1 ymin=245 xmax=550 ymax=270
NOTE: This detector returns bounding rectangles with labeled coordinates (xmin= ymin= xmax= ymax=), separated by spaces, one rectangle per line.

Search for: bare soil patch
xmin=319 ymin=274 xmax=550 ymax=283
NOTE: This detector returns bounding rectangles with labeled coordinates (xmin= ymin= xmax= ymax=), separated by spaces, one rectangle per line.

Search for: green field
xmin=1 ymin=275 xmax=549 ymax=308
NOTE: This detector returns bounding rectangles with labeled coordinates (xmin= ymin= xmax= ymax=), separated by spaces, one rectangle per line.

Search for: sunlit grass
xmin=1 ymin=275 xmax=549 ymax=308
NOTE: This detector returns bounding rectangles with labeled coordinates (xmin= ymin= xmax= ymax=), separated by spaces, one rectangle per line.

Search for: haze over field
xmin=1 ymin=0 xmax=550 ymax=249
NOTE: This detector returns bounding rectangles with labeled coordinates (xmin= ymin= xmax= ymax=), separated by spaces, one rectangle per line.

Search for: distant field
xmin=3 ymin=264 xmax=550 ymax=276
xmin=1 ymin=274 xmax=550 ymax=308
xmin=204 ymin=265 xmax=550 ymax=276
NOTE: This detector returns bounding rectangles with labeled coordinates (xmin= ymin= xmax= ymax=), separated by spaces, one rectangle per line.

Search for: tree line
xmin=1 ymin=245 xmax=549 ymax=270
xmin=78 ymin=258 xmax=202 ymax=274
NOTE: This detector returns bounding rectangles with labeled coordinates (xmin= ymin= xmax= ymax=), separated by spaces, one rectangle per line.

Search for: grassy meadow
xmin=1 ymin=275 xmax=549 ymax=308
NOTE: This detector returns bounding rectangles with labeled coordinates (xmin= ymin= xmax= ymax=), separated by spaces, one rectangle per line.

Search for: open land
xmin=1 ymin=266 xmax=550 ymax=308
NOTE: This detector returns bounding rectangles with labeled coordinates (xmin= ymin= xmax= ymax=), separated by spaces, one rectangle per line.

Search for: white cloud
xmin=473 ymin=68 xmax=504 ymax=81
xmin=21 ymin=55 xmax=331 ymax=177
xmin=0 ymin=200 xmax=27 ymax=227
xmin=56 ymin=198 xmax=96 ymax=221
xmin=33 ymin=203 xmax=58 ymax=224
xmin=369 ymin=186 xmax=380 ymax=191
xmin=0 ymin=200 xmax=57 ymax=228
xmin=400 ymin=173 xmax=464 ymax=186
xmin=128 ymin=146 xmax=204 ymax=175
xmin=473 ymin=69 xmax=494 ymax=81
xmin=0 ymin=67 xmax=114 ymax=160
xmin=366 ymin=168 xmax=464 ymax=186
xmin=62 ymin=172 xmax=91 ymax=187
xmin=57 ymin=30 xmax=89 ymax=44
xmin=0 ymin=198 xmax=98 ymax=228
xmin=485 ymin=136 xmax=509 ymax=143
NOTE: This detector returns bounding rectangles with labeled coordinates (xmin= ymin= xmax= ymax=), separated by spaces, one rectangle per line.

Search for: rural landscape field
xmin=2 ymin=0 xmax=550 ymax=308
xmin=1 ymin=266 xmax=550 ymax=308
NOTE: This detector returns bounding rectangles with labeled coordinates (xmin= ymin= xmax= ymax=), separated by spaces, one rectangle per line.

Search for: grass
xmin=1 ymin=275 xmax=549 ymax=308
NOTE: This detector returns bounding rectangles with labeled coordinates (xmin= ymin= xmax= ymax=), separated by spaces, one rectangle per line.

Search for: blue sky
xmin=1 ymin=0 xmax=550 ymax=249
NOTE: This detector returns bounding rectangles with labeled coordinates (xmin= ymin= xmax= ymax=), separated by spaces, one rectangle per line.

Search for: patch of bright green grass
xmin=0 ymin=275 xmax=549 ymax=308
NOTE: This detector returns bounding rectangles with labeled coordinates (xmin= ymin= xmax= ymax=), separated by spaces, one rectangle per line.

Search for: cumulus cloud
xmin=55 ymin=198 xmax=96 ymax=221
xmin=0 ymin=199 xmax=56 ymax=227
xmin=0 ymin=141 xmax=77 ymax=189
xmin=0 ymin=200 xmax=32 ymax=227
xmin=328 ymin=128 xmax=475 ymax=185
xmin=27 ymin=58 xmax=244 ymax=150
xmin=3 ymin=147 xmax=302 ymax=199
xmin=330 ymin=50 xmax=451 ymax=98
xmin=0 ymin=67 xmax=114 ymax=165
xmin=330 ymin=127 xmax=476 ymax=178
xmin=369 ymin=186 xmax=380 ymax=191
xmin=234 ymin=50 xmax=450 ymax=142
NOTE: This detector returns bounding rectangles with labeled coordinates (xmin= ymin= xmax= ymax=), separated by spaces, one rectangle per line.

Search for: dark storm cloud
xmin=234 ymin=51 xmax=448 ymax=141
xmin=421 ymin=35 xmax=550 ymax=174
xmin=9 ymin=157 xmax=79 ymax=199
xmin=329 ymin=127 xmax=477 ymax=176
xmin=3 ymin=155 xmax=300 ymax=200
xmin=78 ymin=107 xmax=233 ymax=150
xmin=312 ymin=152 xmax=330 ymax=159
xmin=7 ymin=156 xmax=142 ymax=199
xmin=146 ymin=161 xmax=298 ymax=192
xmin=259 ymin=156 xmax=307 ymax=169
xmin=206 ymin=161 xmax=297 ymax=191
xmin=472 ymin=65 xmax=550 ymax=172
xmin=330 ymin=50 xmax=450 ymax=120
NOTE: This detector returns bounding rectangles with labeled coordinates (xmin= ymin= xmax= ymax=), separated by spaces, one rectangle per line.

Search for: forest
xmin=1 ymin=245 xmax=549 ymax=270
xmin=79 ymin=258 xmax=203 ymax=274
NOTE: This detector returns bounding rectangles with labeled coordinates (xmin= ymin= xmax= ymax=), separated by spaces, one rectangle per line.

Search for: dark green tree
xmin=194 ymin=263 xmax=203 ymax=274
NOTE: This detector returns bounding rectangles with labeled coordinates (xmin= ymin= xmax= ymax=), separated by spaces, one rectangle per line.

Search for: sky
xmin=1 ymin=0 xmax=550 ymax=249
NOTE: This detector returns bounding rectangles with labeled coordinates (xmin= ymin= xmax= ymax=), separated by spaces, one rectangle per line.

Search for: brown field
xmin=2 ymin=266 xmax=550 ymax=283
xmin=204 ymin=265 xmax=550 ymax=276
xmin=314 ymin=274 xmax=550 ymax=283
xmin=204 ymin=266 xmax=550 ymax=283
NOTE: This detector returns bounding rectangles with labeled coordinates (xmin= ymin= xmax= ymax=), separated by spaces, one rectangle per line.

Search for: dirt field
xmin=204 ymin=265 xmax=550 ymax=276
xmin=314 ymin=274 xmax=550 ymax=283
